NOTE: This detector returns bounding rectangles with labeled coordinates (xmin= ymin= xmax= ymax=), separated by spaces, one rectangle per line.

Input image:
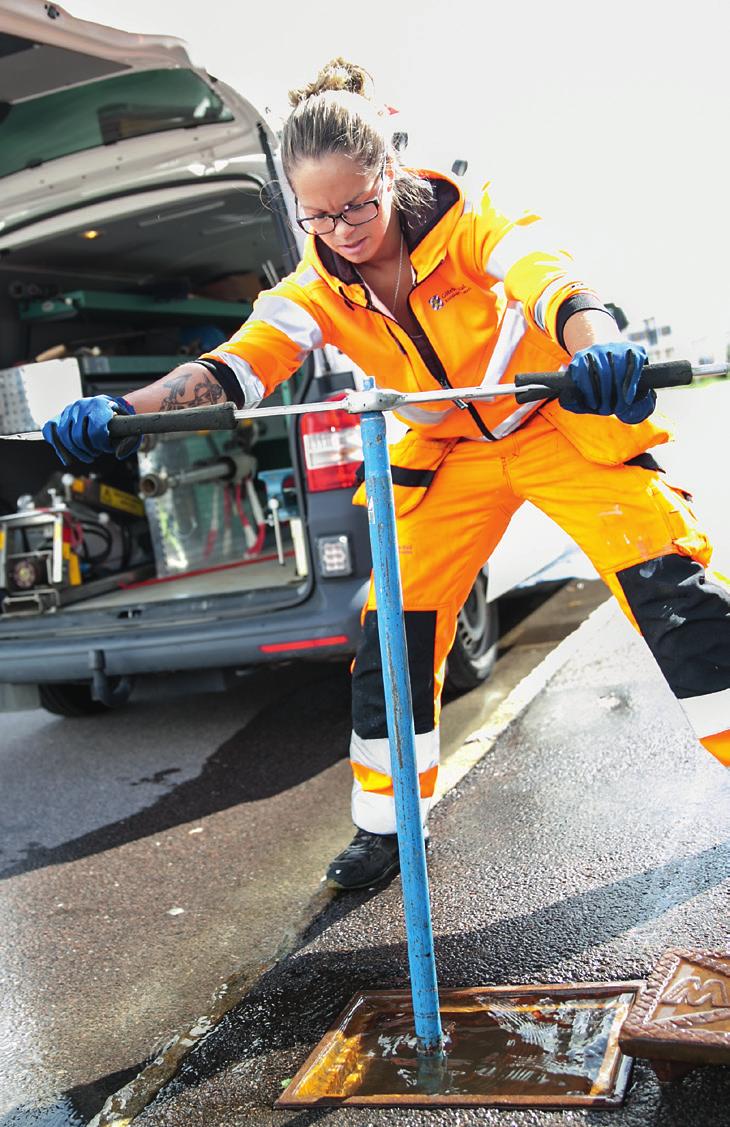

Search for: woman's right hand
xmin=42 ymin=394 xmax=139 ymax=465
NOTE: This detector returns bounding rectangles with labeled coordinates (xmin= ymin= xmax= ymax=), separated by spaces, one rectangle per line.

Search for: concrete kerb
xmin=88 ymin=596 xmax=616 ymax=1127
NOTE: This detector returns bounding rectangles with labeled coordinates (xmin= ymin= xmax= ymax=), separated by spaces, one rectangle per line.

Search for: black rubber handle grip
xmin=514 ymin=360 xmax=693 ymax=404
xmin=108 ymin=402 xmax=238 ymax=437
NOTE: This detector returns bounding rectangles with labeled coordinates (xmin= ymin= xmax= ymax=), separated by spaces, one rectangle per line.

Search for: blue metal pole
xmin=359 ymin=393 xmax=444 ymax=1055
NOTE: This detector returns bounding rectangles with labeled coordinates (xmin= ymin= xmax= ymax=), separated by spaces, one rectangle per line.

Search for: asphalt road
xmin=0 ymin=577 xmax=608 ymax=1127
xmin=133 ymin=591 xmax=730 ymax=1127
xmin=0 ymin=380 xmax=727 ymax=1126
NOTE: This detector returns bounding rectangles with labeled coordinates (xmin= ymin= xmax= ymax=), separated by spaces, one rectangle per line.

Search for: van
xmin=0 ymin=1 xmax=579 ymax=716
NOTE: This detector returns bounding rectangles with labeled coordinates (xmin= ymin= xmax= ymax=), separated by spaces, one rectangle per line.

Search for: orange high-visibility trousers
xmin=349 ymin=412 xmax=729 ymax=834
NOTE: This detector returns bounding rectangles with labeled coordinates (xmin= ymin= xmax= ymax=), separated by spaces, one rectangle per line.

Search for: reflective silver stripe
xmin=479 ymin=303 xmax=527 ymax=391
xmin=469 ymin=303 xmax=552 ymax=439
xmin=245 ymin=293 xmax=324 ymax=352
xmin=491 ymin=401 xmax=541 ymax=438
xmin=351 ymin=786 xmax=434 ymax=835
xmin=297 ymin=265 xmax=320 ymax=285
xmin=350 ymin=729 xmax=439 ymax=774
xmin=395 ymin=402 xmax=455 ymax=425
xmin=533 ymin=277 xmax=568 ymax=333
xmin=209 ymin=351 xmax=265 ymax=407
xmin=349 ymin=730 xmax=439 ymax=834
xmin=484 ymin=223 xmax=542 ymax=280
xmin=680 ymin=687 xmax=730 ymax=739
xmin=488 ymin=356 xmax=567 ymax=438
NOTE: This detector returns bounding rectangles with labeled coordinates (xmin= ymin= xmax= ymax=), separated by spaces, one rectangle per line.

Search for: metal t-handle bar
xmin=106 ymin=359 xmax=709 ymax=441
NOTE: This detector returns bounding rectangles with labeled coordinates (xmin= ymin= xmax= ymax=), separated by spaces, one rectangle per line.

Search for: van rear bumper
xmin=0 ymin=580 xmax=369 ymax=684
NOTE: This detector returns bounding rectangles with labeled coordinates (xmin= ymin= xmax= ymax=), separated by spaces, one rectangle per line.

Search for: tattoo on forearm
xmin=160 ymin=370 xmax=225 ymax=411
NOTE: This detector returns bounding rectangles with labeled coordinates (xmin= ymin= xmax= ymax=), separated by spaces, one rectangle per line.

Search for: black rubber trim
xmin=196 ymin=357 xmax=246 ymax=408
xmin=625 ymin=452 xmax=664 ymax=473
xmin=354 ymin=464 xmax=436 ymax=489
xmin=399 ymin=177 xmax=460 ymax=254
xmin=352 ymin=610 xmax=437 ymax=737
xmin=555 ymin=294 xmax=614 ymax=350
xmin=391 ymin=466 xmax=436 ymax=488
xmin=617 ymin=554 xmax=730 ymax=699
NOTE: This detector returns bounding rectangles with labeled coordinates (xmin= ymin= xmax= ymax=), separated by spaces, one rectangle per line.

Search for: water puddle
xmin=279 ymin=982 xmax=639 ymax=1107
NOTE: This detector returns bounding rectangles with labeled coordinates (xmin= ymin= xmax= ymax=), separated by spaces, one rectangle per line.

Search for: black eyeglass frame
xmin=295 ymin=163 xmax=387 ymax=235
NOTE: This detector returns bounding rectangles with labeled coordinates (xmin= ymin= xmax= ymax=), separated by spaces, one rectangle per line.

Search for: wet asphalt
xmin=0 ymin=575 xmax=605 ymax=1127
xmin=132 ymin=598 xmax=730 ymax=1127
xmin=0 ymin=661 xmax=357 ymax=1125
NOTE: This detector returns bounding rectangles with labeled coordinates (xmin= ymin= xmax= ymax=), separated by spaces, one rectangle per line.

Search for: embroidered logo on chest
xmin=428 ymin=285 xmax=469 ymax=312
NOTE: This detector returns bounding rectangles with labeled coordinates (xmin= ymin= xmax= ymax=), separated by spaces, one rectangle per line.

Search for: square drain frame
xmin=277 ymin=980 xmax=641 ymax=1109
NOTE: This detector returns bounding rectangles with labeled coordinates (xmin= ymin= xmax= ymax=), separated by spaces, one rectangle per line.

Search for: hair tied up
xmin=281 ymin=57 xmax=434 ymax=221
xmin=288 ymin=58 xmax=375 ymax=109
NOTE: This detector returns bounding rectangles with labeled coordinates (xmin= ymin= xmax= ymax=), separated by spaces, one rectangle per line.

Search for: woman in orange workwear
xmin=44 ymin=59 xmax=730 ymax=891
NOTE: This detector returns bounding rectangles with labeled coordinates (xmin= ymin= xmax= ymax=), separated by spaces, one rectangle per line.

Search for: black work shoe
xmin=325 ymin=828 xmax=430 ymax=891
xmin=326 ymin=828 xmax=400 ymax=891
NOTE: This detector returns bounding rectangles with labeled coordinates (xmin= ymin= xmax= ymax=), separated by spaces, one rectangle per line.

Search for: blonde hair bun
xmin=288 ymin=58 xmax=375 ymax=109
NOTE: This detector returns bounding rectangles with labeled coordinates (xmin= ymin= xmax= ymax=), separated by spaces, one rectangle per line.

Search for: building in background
xmin=624 ymin=315 xmax=729 ymax=368
xmin=626 ymin=315 xmax=675 ymax=363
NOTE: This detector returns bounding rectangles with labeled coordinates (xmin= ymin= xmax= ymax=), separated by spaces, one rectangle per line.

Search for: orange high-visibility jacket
xmin=200 ymin=170 xmax=669 ymax=462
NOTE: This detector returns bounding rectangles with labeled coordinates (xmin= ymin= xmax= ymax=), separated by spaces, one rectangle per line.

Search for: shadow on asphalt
xmin=0 ymin=665 xmax=352 ymax=882
xmin=1 ymin=585 xmax=567 ymax=884
xmin=147 ymin=842 xmax=730 ymax=1115
xmin=0 ymin=1060 xmax=144 ymax=1127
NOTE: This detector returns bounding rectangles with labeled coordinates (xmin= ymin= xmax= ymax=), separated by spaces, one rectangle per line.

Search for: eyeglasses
xmin=295 ymin=166 xmax=385 ymax=236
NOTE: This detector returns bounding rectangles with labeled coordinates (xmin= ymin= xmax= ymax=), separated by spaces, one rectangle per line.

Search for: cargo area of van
xmin=0 ymin=10 xmax=383 ymax=715
xmin=0 ymin=177 xmax=330 ymax=623
xmin=0 ymin=3 xmax=538 ymax=714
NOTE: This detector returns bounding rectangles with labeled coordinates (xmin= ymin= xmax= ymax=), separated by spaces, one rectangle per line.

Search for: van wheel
xmin=445 ymin=573 xmax=499 ymax=694
xmin=39 ymin=680 xmax=131 ymax=718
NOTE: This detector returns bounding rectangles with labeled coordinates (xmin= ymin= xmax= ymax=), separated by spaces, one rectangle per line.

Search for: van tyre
xmin=39 ymin=679 xmax=132 ymax=718
xmin=445 ymin=573 xmax=499 ymax=694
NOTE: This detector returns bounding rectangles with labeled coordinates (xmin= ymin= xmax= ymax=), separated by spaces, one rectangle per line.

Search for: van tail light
xmin=300 ymin=394 xmax=363 ymax=493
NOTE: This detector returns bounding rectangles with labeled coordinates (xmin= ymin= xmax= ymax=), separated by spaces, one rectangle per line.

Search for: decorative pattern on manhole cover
xmin=619 ymin=949 xmax=730 ymax=1079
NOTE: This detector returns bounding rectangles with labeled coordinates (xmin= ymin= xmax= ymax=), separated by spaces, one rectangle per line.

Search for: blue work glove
xmin=560 ymin=343 xmax=655 ymax=424
xmin=42 ymin=395 xmax=139 ymax=465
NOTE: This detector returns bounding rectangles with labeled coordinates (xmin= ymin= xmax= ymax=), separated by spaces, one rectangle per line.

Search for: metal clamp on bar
xmin=344 ymin=387 xmax=409 ymax=414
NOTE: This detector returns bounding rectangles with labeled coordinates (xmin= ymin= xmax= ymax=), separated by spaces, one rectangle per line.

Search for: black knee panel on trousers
xmin=617 ymin=554 xmax=730 ymax=699
xmin=352 ymin=610 xmax=437 ymax=738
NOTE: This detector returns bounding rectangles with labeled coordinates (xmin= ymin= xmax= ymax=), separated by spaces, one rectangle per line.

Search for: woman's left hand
xmin=560 ymin=342 xmax=655 ymax=424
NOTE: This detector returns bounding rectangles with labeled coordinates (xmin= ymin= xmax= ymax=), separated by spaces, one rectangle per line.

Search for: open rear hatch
xmin=0 ymin=3 xmax=314 ymax=635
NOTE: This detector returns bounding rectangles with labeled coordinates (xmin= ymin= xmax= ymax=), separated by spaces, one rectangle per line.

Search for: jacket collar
xmin=303 ymin=169 xmax=462 ymax=307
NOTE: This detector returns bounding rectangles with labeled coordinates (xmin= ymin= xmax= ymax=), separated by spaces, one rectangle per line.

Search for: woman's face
xmin=291 ymin=151 xmax=395 ymax=265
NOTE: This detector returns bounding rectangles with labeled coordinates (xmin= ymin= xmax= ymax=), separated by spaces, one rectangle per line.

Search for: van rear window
xmin=0 ymin=68 xmax=234 ymax=179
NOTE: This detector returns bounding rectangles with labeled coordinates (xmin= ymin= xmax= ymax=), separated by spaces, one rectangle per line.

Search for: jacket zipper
xmin=383 ymin=320 xmax=408 ymax=357
xmin=404 ymin=292 xmax=496 ymax=441
xmin=340 ymin=271 xmax=497 ymax=441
